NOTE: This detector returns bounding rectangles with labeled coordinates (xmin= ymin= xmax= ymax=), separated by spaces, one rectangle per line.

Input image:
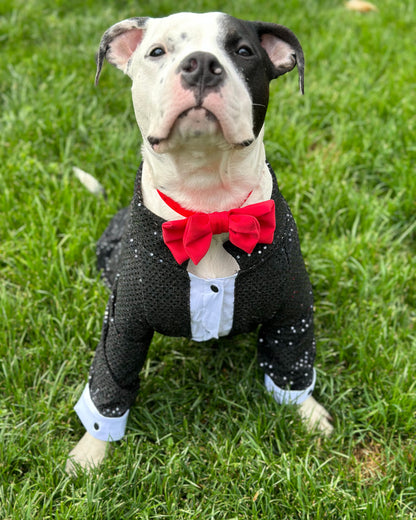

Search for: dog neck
xmin=140 ymin=127 xmax=273 ymax=220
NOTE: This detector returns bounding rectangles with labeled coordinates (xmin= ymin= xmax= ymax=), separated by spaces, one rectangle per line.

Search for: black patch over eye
xmin=149 ymin=47 xmax=166 ymax=58
xmin=237 ymin=45 xmax=253 ymax=57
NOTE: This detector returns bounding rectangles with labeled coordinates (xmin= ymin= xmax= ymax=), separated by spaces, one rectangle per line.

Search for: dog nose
xmin=179 ymin=52 xmax=225 ymax=91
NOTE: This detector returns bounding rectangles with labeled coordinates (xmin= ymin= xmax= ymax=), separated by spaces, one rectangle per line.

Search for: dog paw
xmin=65 ymin=432 xmax=110 ymax=475
xmin=297 ymin=396 xmax=334 ymax=436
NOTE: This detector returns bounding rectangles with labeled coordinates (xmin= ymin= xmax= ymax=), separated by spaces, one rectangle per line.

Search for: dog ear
xmin=253 ymin=22 xmax=305 ymax=94
xmin=95 ymin=17 xmax=149 ymax=85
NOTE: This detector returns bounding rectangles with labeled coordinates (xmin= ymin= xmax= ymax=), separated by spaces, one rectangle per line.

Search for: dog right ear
xmin=95 ymin=17 xmax=149 ymax=85
xmin=251 ymin=22 xmax=305 ymax=95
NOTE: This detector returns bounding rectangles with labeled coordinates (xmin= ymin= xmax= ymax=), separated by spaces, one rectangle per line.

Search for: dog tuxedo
xmin=74 ymin=162 xmax=317 ymax=441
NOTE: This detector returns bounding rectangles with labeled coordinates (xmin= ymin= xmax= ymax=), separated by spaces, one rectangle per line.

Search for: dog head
xmin=95 ymin=12 xmax=304 ymax=154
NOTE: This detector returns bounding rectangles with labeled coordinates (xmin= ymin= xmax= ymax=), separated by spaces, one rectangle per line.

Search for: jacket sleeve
xmin=257 ymin=208 xmax=317 ymax=402
xmin=88 ymin=267 xmax=154 ymax=417
xmin=258 ymin=301 xmax=316 ymax=403
xmin=75 ymin=223 xmax=154 ymax=440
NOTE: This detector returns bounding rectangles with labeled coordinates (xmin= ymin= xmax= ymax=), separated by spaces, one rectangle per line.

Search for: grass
xmin=1 ymin=0 xmax=415 ymax=517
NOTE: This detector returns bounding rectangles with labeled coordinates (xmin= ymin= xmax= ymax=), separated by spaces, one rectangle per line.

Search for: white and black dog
xmin=67 ymin=12 xmax=333 ymax=473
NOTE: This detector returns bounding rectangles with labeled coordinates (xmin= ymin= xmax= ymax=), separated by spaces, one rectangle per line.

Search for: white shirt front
xmin=188 ymin=272 xmax=237 ymax=341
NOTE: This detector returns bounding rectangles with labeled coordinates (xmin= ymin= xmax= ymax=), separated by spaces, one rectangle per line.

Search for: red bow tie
xmin=158 ymin=190 xmax=276 ymax=265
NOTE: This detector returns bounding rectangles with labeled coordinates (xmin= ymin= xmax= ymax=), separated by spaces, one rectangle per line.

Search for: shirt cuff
xmin=74 ymin=384 xmax=129 ymax=441
xmin=265 ymin=369 xmax=316 ymax=405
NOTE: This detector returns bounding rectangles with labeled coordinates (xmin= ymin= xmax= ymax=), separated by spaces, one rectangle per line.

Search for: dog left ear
xmin=253 ymin=22 xmax=305 ymax=94
xmin=95 ymin=17 xmax=149 ymax=85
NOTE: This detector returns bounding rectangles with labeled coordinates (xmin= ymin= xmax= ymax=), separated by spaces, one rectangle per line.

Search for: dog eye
xmin=149 ymin=47 xmax=166 ymax=58
xmin=237 ymin=46 xmax=253 ymax=57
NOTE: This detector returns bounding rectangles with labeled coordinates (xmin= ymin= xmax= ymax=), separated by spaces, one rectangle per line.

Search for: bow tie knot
xmin=206 ymin=210 xmax=233 ymax=235
xmin=158 ymin=192 xmax=276 ymax=265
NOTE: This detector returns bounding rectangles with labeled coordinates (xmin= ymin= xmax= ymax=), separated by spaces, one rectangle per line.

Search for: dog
xmin=66 ymin=12 xmax=333 ymax=474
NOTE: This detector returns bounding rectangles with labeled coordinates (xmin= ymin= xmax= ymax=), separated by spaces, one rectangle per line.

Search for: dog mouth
xmin=147 ymin=107 xmax=254 ymax=151
xmin=178 ymin=107 xmax=218 ymax=122
xmin=148 ymin=107 xmax=219 ymax=149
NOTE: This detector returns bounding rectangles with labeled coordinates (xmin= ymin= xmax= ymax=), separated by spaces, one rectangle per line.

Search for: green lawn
xmin=1 ymin=0 xmax=415 ymax=518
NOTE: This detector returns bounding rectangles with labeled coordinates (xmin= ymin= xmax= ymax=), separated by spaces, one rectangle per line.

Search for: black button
xmin=210 ymin=285 xmax=219 ymax=293
xmin=93 ymin=422 xmax=100 ymax=430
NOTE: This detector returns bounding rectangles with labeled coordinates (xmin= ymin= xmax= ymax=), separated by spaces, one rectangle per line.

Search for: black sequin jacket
xmin=88 ymin=163 xmax=316 ymax=417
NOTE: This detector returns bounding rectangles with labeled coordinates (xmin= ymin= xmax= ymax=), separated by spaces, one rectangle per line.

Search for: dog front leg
xmin=66 ymin=276 xmax=154 ymax=474
xmin=259 ymin=307 xmax=333 ymax=435
xmin=66 ymin=332 xmax=152 ymax=474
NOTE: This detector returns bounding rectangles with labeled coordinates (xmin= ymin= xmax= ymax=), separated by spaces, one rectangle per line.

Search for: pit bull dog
xmin=66 ymin=12 xmax=333 ymax=474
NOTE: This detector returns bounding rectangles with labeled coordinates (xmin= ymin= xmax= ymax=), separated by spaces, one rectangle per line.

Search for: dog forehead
xmin=144 ymin=12 xmax=223 ymax=46
xmin=141 ymin=12 xmax=259 ymax=52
